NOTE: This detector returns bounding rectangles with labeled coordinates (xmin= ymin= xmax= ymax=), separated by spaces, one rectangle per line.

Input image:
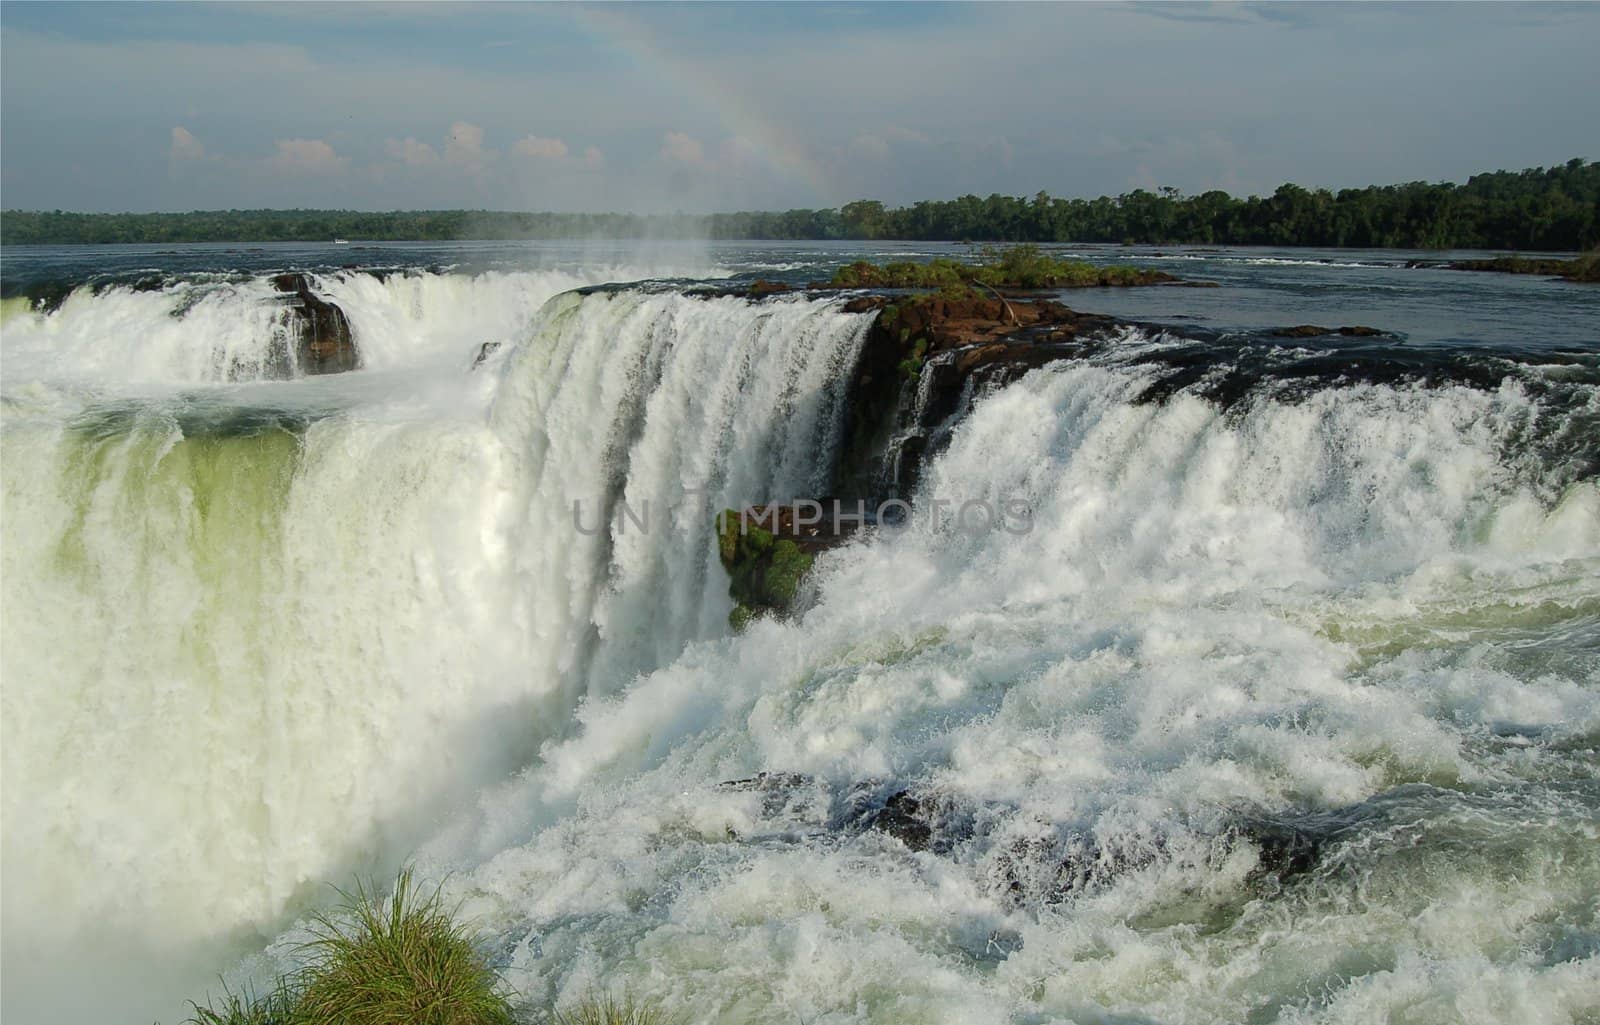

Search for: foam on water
xmin=395 ymin=360 xmax=1598 ymax=1023
xmin=0 ymin=264 xmax=697 ymax=392
xmin=1 ymin=274 xmax=1596 ymax=1023
xmin=0 ymin=283 xmax=870 ymax=1023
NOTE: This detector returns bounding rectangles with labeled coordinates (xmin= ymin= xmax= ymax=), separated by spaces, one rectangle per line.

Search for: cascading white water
xmin=488 ymin=290 xmax=869 ymax=700
xmin=383 ymin=358 xmax=1596 ymax=1023
xmin=0 ymin=265 xmax=705 ymax=391
xmin=0 ymin=278 xmax=870 ymax=1025
xmin=4 ymin=265 xmax=1597 ymax=1024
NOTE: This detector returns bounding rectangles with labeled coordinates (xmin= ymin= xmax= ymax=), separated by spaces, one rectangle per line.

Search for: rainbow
xmin=573 ymin=6 xmax=837 ymax=204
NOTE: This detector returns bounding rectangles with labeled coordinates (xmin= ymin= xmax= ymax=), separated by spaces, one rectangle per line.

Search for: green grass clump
xmin=184 ymin=869 xmax=514 ymax=1025
xmin=556 ymin=994 xmax=676 ymax=1025
xmin=829 ymin=244 xmax=1173 ymax=290
xmin=186 ymin=983 xmax=299 ymax=1025
xmin=294 ymin=870 xmax=514 ymax=1025
xmin=897 ymin=337 xmax=929 ymax=380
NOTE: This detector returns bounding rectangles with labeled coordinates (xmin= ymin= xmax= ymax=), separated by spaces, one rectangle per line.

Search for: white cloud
xmin=444 ymin=121 xmax=491 ymax=175
xmin=513 ymin=135 xmax=569 ymax=161
xmin=169 ymin=126 xmax=206 ymax=161
xmin=384 ymin=136 xmax=440 ymax=166
xmin=659 ymin=131 xmax=705 ymax=166
xmin=267 ymin=138 xmax=350 ymax=175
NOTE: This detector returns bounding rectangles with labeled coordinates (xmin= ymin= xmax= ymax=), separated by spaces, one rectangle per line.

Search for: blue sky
xmin=3 ymin=2 xmax=1596 ymax=213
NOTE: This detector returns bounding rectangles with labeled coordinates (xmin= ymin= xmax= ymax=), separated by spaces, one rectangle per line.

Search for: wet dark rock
xmin=705 ymin=774 xmax=1440 ymax=912
xmin=11 ymin=280 xmax=78 ymax=313
xmin=869 ymin=790 xmax=933 ymax=850
xmin=1231 ymin=817 xmax=1326 ymax=880
xmin=471 ymin=341 xmax=502 ymax=368
xmin=987 ymin=830 xmax=1170 ymax=907
xmin=718 ymin=772 xmax=825 ymax=819
xmin=833 ymin=293 xmax=1122 ymax=498
xmin=270 ymin=272 xmax=359 ymax=375
xmin=1271 ymin=324 xmax=1391 ymax=339
xmin=748 ymin=278 xmax=792 ymax=296
xmin=862 ymin=788 xmax=974 ymax=855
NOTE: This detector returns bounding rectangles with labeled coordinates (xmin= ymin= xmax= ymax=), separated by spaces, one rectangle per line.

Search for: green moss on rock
xmin=728 ymin=603 xmax=756 ymax=632
xmin=716 ymin=509 xmax=821 ymax=623
xmin=764 ymin=540 xmax=814 ymax=606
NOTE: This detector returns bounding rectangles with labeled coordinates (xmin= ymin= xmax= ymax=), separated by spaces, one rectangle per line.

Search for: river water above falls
xmin=2 ymin=241 xmax=1597 ymax=1024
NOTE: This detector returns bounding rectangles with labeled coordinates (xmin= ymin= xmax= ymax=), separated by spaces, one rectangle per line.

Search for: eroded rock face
xmin=715 ymin=294 xmax=1132 ymax=622
xmin=833 ymin=294 xmax=1119 ymax=498
xmin=271 ymin=273 xmax=359 ymax=375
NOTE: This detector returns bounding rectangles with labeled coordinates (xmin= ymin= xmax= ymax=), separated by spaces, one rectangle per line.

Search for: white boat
xmin=333 ymin=238 xmax=349 ymax=245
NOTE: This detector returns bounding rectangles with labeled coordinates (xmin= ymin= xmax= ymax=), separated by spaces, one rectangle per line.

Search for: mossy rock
xmin=716 ymin=509 xmax=818 ymax=621
xmin=764 ymin=540 xmax=813 ymax=606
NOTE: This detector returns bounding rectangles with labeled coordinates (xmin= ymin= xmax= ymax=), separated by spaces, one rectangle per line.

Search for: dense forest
xmin=3 ymin=159 xmax=1595 ymax=249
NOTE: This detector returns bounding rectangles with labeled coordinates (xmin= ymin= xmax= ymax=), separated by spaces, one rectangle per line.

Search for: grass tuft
xmin=183 ymin=869 xmax=514 ymax=1025
xmin=185 ymin=981 xmax=299 ymax=1025
xmin=294 ymin=868 xmax=515 ymax=1025
xmin=555 ymin=993 xmax=677 ymax=1025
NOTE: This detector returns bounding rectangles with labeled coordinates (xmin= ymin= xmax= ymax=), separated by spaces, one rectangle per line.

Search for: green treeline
xmin=4 ymin=159 xmax=1596 ymax=249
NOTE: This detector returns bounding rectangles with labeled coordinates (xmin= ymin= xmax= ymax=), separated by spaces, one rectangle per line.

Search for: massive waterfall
xmin=0 ymin=271 xmax=870 ymax=1023
xmin=404 ymin=356 xmax=1600 ymax=1024
xmin=2 ymin=264 xmax=1597 ymax=1024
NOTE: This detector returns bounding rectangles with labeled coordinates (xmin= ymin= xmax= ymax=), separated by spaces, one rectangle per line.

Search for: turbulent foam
xmin=0 ymin=265 xmax=697 ymax=393
xmin=2 ymin=280 xmax=1597 ymax=1023
xmin=399 ymin=359 xmax=1598 ymax=1023
xmin=0 ymin=287 xmax=870 ymax=1024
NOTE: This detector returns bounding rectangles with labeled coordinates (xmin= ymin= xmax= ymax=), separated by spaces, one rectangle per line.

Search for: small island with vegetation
xmin=1428 ymin=249 xmax=1600 ymax=283
xmin=822 ymin=244 xmax=1181 ymax=290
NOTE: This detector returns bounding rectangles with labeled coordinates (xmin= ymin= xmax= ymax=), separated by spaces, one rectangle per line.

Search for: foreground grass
xmin=183 ymin=871 xmax=677 ymax=1025
xmin=186 ymin=869 xmax=514 ymax=1025
xmin=554 ymin=995 xmax=678 ymax=1025
xmin=829 ymin=243 xmax=1176 ymax=291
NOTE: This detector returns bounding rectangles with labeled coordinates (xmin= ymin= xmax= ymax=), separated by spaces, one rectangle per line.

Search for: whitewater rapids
xmin=2 ymin=265 xmax=1597 ymax=1024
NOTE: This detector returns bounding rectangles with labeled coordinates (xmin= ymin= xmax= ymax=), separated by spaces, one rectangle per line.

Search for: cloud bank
xmin=3 ymin=3 xmax=1597 ymax=212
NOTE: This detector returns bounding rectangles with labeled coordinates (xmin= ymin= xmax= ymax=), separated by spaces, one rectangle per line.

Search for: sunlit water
xmin=2 ymin=241 xmax=1596 ymax=1024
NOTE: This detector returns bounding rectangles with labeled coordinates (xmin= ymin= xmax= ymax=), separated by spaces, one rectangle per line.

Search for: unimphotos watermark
xmin=572 ymin=493 xmax=1034 ymax=537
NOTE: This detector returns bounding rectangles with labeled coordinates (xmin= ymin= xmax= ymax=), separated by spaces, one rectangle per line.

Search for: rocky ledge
xmin=270 ymin=273 xmax=360 ymax=375
xmin=716 ymin=291 xmax=1127 ymax=625
xmin=832 ymin=292 xmax=1122 ymax=498
xmin=714 ymin=283 xmax=1397 ymax=624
